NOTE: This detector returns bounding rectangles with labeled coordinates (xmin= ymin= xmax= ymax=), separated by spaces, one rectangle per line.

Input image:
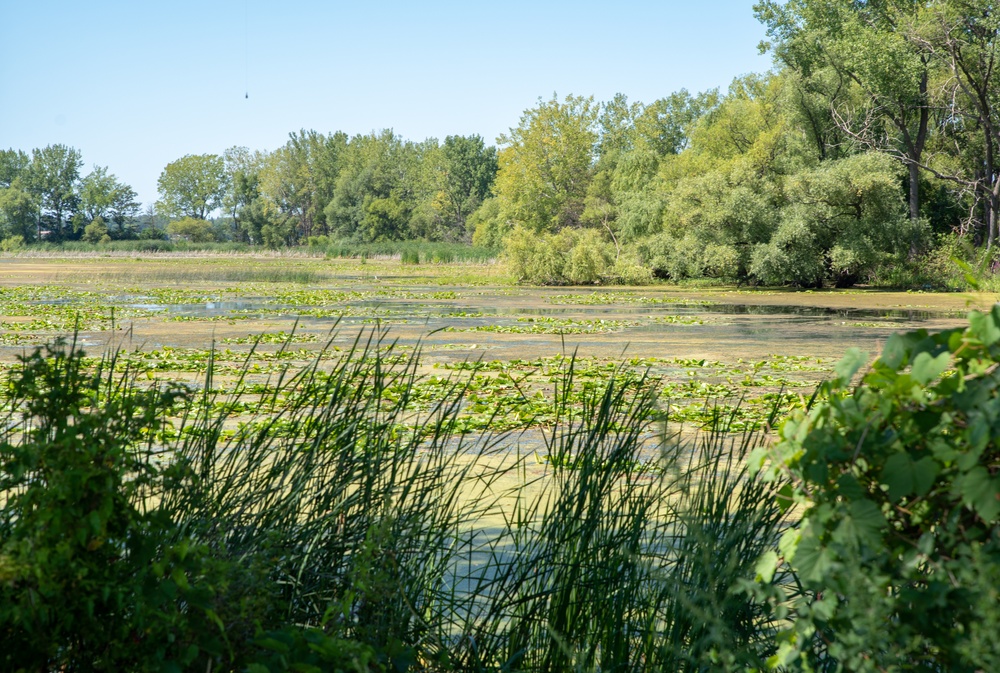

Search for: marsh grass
xmin=0 ymin=328 xmax=787 ymax=671
xmin=323 ymin=241 xmax=499 ymax=263
xmin=90 ymin=265 xmax=322 ymax=285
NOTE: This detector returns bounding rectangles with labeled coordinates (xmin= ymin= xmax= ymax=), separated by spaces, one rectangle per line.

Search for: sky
xmin=1 ymin=1 xmax=773 ymax=206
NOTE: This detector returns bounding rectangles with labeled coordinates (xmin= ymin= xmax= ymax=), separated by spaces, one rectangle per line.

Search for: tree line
xmin=4 ymin=0 xmax=1000 ymax=286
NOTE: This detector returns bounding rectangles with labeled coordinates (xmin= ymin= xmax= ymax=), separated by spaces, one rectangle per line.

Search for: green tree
xmin=25 ymin=144 xmax=82 ymax=241
xmin=0 ymin=187 xmax=37 ymax=242
xmin=223 ymin=146 xmax=268 ymax=244
xmin=643 ymin=74 xmax=793 ymax=280
xmin=756 ymin=0 xmax=935 ymax=237
xmin=751 ymin=152 xmax=919 ymax=287
xmin=77 ymin=166 xmax=140 ymax=238
xmin=0 ymin=150 xmax=36 ymax=242
xmin=166 ymin=217 xmax=215 ymax=243
xmin=81 ymin=216 xmax=110 ymax=243
xmin=915 ymin=0 xmax=1000 ymax=247
xmin=156 ymin=154 xmax=226 ymax=220
xmin=258 ymin=130 xmax=347 ymax=242
xmin=0 ymin=149 xmax=30 ymax=188
xmin=493 ymin=94 xmax=599 ymax=233
xmin=324 ymin=130 xmax=420 ymax=242
xmin=438 ymin=135 xmax=497 ymax=237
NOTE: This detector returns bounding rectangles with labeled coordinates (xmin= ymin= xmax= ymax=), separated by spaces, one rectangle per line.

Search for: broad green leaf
xmin=911 ymin=457 xmax=940 ymax=497
xmin=910 ymin=351 xmax=949 ymax=385
xmin=775 ymin=483 xmax=796 ymax=513
xmin=881 ymin=452 xmax=913 ymax=501
xmin=848 ymin=498 xmax=886 ymax=543
xmin=968 ymin=310 xmax=1000 ymax=346
xmin=837 ymin=473 xmax=865 ymax=500
xmin=959 ymin=466 xmax=1000 ymax=522
xmin=755 ymin=550 xmax=779 ymax=583
xmin=794 ymin=534 xmax=836 ymax=584
xmin=834 ymin=348 xmax=868 ymax=384
xmin=880 ymin=333 xmax=909 ymax=370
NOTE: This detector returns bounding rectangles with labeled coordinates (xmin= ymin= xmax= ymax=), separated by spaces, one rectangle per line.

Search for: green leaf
xmin=775 ymin=483 xmax=796 ymax=513
xmin=969 ymin=309 xmax=1000 ymax=346
xmin=959 ymin=466 xmax=1000 ymax=522
xmin=881 ymin=333 xmax=909 ymax=370
xmin=848 ymin=498 xmax=886 ymax=544
xmin=837 ymin=473 xmax=865 ymax=500
xmin=910 ymin=351 xmax=949 ymax=386
xmin=834 ymin=348 xmax=868 ymax=384
xmin=794 ymin=534 xmax=836 ymax=584
xmin=911 ymin=457 xmax=940 ymax=497
xmin=881 ymin=453 xmax=913 ymax=501
xmin=755 ymin=550 xmax=780 ymax=583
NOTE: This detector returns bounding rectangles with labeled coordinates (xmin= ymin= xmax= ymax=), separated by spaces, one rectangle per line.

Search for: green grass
xmin=0 ymin=331 xmax=788 ymax=671
xmin=321 ymin=240 xmax=500 ymax=263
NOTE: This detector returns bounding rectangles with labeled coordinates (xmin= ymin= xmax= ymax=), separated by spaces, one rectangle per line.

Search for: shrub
xmin=81 ymin=216 xmax=109 ymax=243
xmin=563 ymin=228 xmax=613 ymax=283
xmin=609 ymin=251 xmax=655 ymax=285
xmin=503 ymin=226 xmax=621 ymax=285
xmin=166 ymin=217 xmax=215 ymax=243
xmin=0 ymin=235 xmax=24 ymax=252
xmin=752 ymin=310 xmax=1000 ymax=670
xmin=0 ymin=342 xmax=229 ymax=669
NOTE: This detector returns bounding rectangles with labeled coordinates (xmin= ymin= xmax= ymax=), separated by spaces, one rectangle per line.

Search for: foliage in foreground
xmin=8 ymin=309 xmax=1000 ymax=671
xmin=753 ymin=307 xmax=1000 ymax=671
xmin=0 ymin=332 xmax=787 ymax=671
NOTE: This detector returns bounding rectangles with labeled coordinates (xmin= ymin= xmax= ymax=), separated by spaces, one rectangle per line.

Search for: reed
xmin=0 ymin=330 xmax=787 ymax=671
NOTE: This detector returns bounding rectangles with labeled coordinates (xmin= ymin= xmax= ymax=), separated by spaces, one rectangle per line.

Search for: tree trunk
xmin=908 ymin=161 xmax=921 ymax=257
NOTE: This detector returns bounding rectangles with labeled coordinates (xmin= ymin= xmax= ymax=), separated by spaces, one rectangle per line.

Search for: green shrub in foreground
xmin=753 ymin=307 xmax=1000 ymax=671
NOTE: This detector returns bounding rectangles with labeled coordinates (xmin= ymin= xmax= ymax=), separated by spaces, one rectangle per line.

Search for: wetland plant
xmin=0 ymin=330 xmax=788 ymax=671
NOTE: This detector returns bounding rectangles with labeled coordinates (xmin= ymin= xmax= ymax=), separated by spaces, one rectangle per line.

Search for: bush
xmin=0 ymin=342 xmax=228 ymax=669
xmin=503 ymin=226 xmax=620 ymax=285
xmin=81 ymin=216 xmax=109 ymax=243
xmin=609 ymin=251 xmax=655 ymax=285
xmin=752 ymin=310 xmax=1000 ymax=670
xmin=563 ymin=228 xmax=613 ymax=283
xmin=0 ymin=235 xmax=24 ymax=252
xmin=166 ymin=217 xmax=215 ymax=243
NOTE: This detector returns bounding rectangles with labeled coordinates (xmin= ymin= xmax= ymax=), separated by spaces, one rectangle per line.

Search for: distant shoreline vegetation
xmin=6 ymin=2 xmax=1000 ymax=290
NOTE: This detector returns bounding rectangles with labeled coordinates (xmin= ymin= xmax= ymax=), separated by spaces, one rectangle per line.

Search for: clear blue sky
xmin=1 ymin=1 xmax=772 ymax=206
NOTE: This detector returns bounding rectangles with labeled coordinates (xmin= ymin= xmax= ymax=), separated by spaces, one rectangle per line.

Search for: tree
xmin=438 ymin=135 xmax=497 ymax=237
xmin=166 ymin=217 xmax=215 ymax=242
xmin=0 ymin=149 xmax=30 ymax=188
xmin=257 ymin=130 xmax=348 ymax=242
xmin=0 ymin=186 xmax=37 ymax=242
xmin=751 ymin=152 xmax=919 ymax=287
xmin=25 ymin=144 xmax=82 ymax=240
xmin=0 ymin=149 xmax=36 ymax=242
xmin=324 ymin=130 xmax=420 ymax=242
xmin=77 ymin=166 xmax=140 ymax=238
xmin=493 ymin=94 xmax=600 ymax=233
xmin=644 ymin=74 xmax=792 ymax=280
xmin=911 ymin=0 xmax=1000 ymax=247
xmin=156 ymin=154 xmax=226 ymax=221
xmin=756 ymin=0 xmax=935 ymax=237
